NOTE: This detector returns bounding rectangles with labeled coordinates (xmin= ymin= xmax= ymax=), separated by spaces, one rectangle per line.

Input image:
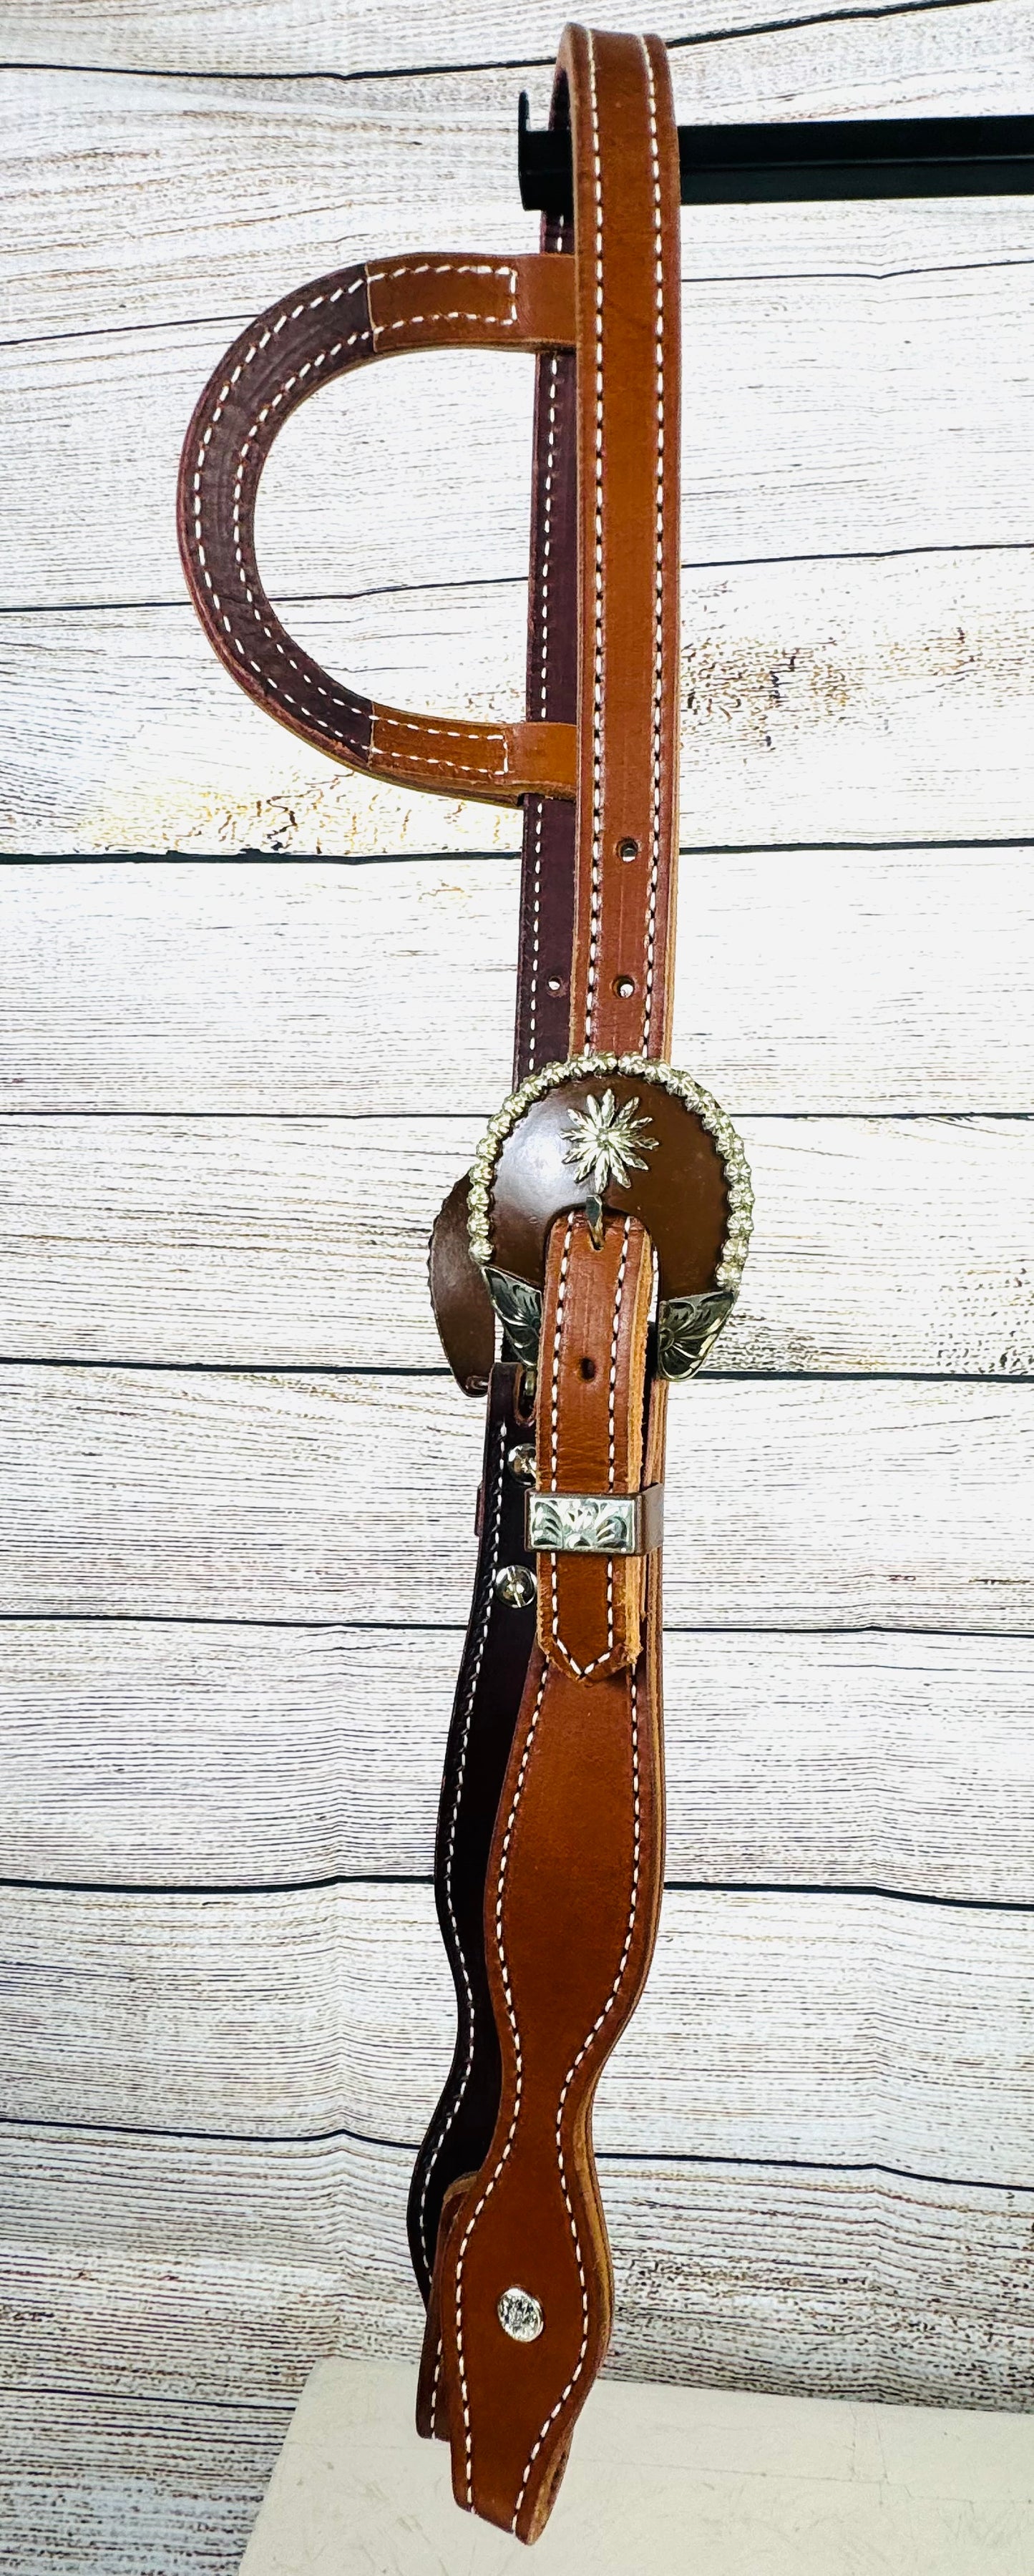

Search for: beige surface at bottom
xmin=239 ymin=2356 xmax=1033 ymax=2575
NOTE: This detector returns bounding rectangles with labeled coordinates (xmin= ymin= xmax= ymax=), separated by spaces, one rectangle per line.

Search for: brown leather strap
xmin=431 ymin=26 xmax=682 ymax=2537
xmin=536 ymin=1210 xmax=653 ymax=1679
xmin=177 ymin=252 xmax=576 ymax=805
xmin=565 ymin=28 xmax=682 ymax=1062
xmin=409 ymin=195 xmax=580 ymax=2298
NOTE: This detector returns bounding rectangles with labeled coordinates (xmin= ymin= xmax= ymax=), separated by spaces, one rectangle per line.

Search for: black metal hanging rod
xmin=517 ymin=98 xmax=1034 ymax=211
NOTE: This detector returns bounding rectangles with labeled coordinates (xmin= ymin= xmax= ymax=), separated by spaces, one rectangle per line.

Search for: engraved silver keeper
xmin=525 ymin=1485 xmax=663 ymax=1557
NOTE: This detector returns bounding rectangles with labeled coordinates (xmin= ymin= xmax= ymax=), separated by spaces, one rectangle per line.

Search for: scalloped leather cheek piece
xmin=178 ymin=19 xmax=753 ymax=2546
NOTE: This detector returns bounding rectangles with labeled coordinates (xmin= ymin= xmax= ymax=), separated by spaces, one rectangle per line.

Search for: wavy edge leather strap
xmin=432 ymin=24 xmax=682 ymax=2540
xmin=177 ymin=251 xmax=576 ymax=804
xmin=409 ymin=193 xmax=580 ymax=2300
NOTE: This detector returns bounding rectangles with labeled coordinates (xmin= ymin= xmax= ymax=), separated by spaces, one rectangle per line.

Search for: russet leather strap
xmin=410 ymin=185 xmax=580 ymax=2302
xmin=429 ymin=25 xmax=682 ymax=2538
xmin=177 ymin=19 xmax=758 ymax=2550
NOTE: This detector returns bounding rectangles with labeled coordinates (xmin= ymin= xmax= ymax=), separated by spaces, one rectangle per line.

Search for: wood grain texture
xmin=0 ymin=2392 xmax=280 ymax=2576
xmin=10 ymin=273 xmax=1034 ymax=607
xmin=3 ymin=2127 xmax=1031 ymax=2409
xmin=11 ymin=0 xmax=1031 ymax=82
xmin=4 ymin=8 xmax=1034 ymax=2500
xmin=1 ymin=1880 xmax=1031 ymax=2172
xmin=1 ymin=1366 xmax=1030 ymax=1629
xmin=1 ymin=1113 xmax=1030 ymax=1372
xmin=3 ymin=1625 xmax=1032 ymax=1901
xmin=8 ymin=547 xmax=1034 ymax=852
xmin=4 ymin=855 xmax=1032 ymax=1112
xmin=3 ymin=9 xmax=1032 ymax=334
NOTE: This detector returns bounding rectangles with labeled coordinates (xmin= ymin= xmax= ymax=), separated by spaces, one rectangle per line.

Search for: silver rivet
xmin=507 ymin=1443 xmax=537 ymax=1481
xmin=497 ymin=2285 xmax=544 ymax=2343
xmin=495 ymin=1565 xmax=536 ymax=1608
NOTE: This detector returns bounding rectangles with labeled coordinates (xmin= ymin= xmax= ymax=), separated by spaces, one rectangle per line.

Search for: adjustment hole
xmin=580 ymin=1356 xmax=597 ymax=1381
xmin=618 ymin=837 xmax=639 ymax=861
xmin=613 ymin=974 xmax=635 ymax=999
xmin=546 ymin=972 xmax=567 ymax=995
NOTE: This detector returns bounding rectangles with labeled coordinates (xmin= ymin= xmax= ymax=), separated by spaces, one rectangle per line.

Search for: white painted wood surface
xmin=9 ymin=555 xmax=1034 ymax=852
xmin=1 ymin=1112 xmax=1030 ymax=1371
xmin=4 ymin=1625 xmax=1032 ymax=1898
xmin=5 ymin=855 xmax=1033 ymax=1109
xmin=2 ymin=5 xmax=1033 ymax=2566
xmin=4 ymin=1367 xmax=1033 ymax=1628
xmin=0 ymin=2393 xmax=283 ymax=2576
xmin=4 ymin=2127 xmax=1033 ymax=2407
xmin=4 ymin=1880 xmax=1033 ymax=2170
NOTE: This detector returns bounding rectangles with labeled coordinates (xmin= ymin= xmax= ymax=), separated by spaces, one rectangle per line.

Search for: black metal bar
xmin=517 ymin=98 xmax=1034 ymax=214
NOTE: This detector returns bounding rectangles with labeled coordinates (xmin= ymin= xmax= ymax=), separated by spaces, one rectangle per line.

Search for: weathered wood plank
xmin=1 ymin=1368 xmax=1030 ymax=1629
xmin=3 ymin=2127 xmax=1031 ymax=2409
xmin=4 ymin=855 xmax=1031 ymax=1113
xmin=4 ymin=1625 xmax=1030 ymax=1902
xmin=9 ymin=272 xmax=1034 ymax=609
xmin=4 ymin=13 xmax=1033 ymax=334
xmin=1 ymin=1113 xmax=1029 ymax=1375
xmin=7 ymin=546 xmax=1034 ymax=851
xmin=0 ymin=2391 xmax=280 ymax=2576
xmin=11 ymin=0 xmax=1030 ymax=82
xmin=1 ymin=1882 xmax=1031 ymax=2170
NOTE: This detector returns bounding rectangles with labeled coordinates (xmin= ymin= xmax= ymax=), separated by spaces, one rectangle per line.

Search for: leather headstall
xmin=178 ymin=20 xmax=753 ymax=2545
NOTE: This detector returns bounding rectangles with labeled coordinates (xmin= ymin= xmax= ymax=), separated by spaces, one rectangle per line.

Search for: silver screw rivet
xmin=507 ymin=1443 xmax=537 ymax=1481
xmin=497 ymin=2286 xmax=544 ymax=2343
xmin=495 ymin=1565 xmax=537 ymax=1609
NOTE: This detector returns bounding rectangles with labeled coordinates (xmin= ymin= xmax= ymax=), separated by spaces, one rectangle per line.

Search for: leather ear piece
xmin=177 ymin=253 xmax=576 ymax=806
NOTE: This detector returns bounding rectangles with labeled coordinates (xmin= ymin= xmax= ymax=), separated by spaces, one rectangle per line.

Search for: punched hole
xmin=580 ymin=1356 xmax=596 ymax=1380
xmin=613 ymin=974 xmax=635 ymax=999
xmin=618 ymin=836 xmax=639 ymax=861
xmin=546 ymin=972 xmax=567 ymax=995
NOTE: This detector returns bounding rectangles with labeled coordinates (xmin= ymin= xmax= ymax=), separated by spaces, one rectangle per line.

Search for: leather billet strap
xmin=177 ymin=253 xmax=576 ymax=805
xmin=431 ymin=26 xmax=682 ymax=2539
xmin=406 ymin=1360 xmax=538 ymax=2306
xmin=410 ymin=193 xmax=579 ymax=2301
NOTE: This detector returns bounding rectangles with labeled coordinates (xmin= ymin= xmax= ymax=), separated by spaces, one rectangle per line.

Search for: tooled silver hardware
xmin=561 ymin=1087 xmax=657 ymax=1194
xmin=495 ymin=1564 xmax=537 ymax=1607
xmin=507 ymin=1443 xmax=537 ymax=1480
xmin=497 ymin=2285 xmax=545 ymax=2343
xmin=484 ymin=1269 xmax=543 ymax=1372
xmin=466 ymin=1053 xmax=753 ymax=1359
xmin=525 ymin=1485 xmax=663 ymax=1557
xmin=656 ymin=1287 xmax=736 ymax=1382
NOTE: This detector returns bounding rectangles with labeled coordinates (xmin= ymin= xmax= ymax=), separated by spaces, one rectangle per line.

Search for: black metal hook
xmin=518 ymin=97 xmax=1034 ymax=214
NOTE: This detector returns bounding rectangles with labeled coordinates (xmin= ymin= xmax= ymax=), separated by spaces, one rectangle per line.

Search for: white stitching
xmin=371 ymin=707 xmax=507 ymax=779
xmin=454 ymin=1658 xmax=551 ymax=2507
xmin=526 ymin=353 xmax=560 ymax=1071
xmin=192 ymin=258 xmax=513 ymax=781
xmin=192 ymin=282 xmax=371 ymax=756
xmin=416 ymin=1419 xmax=507 ymax=2273
xmin=640 ymin=44 xmax=665 ymax=1052
xmin=368 ymin=260 xmax=517 ymax=345
xmin=606 ymin=1219 xmax=631 ymax=1495
xmin=511 ymin=1663 xmax=642 ymax=2531
xmin=582 ymin=36 xmax=605 ymax=1047
xmin=548 ymin=1212 xmax=631 ymax=1681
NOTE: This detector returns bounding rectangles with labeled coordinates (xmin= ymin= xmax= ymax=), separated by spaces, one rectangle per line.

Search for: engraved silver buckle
xmin=525 ymin=1485 xmax=663 ymax=1557
xmin=466 ymin=1052 xmax=751 ymax=1382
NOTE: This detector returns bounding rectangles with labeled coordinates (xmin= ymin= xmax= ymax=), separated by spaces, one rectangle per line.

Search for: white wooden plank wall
xmin=2 ymin=4 xmax=1033 ymax=2569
